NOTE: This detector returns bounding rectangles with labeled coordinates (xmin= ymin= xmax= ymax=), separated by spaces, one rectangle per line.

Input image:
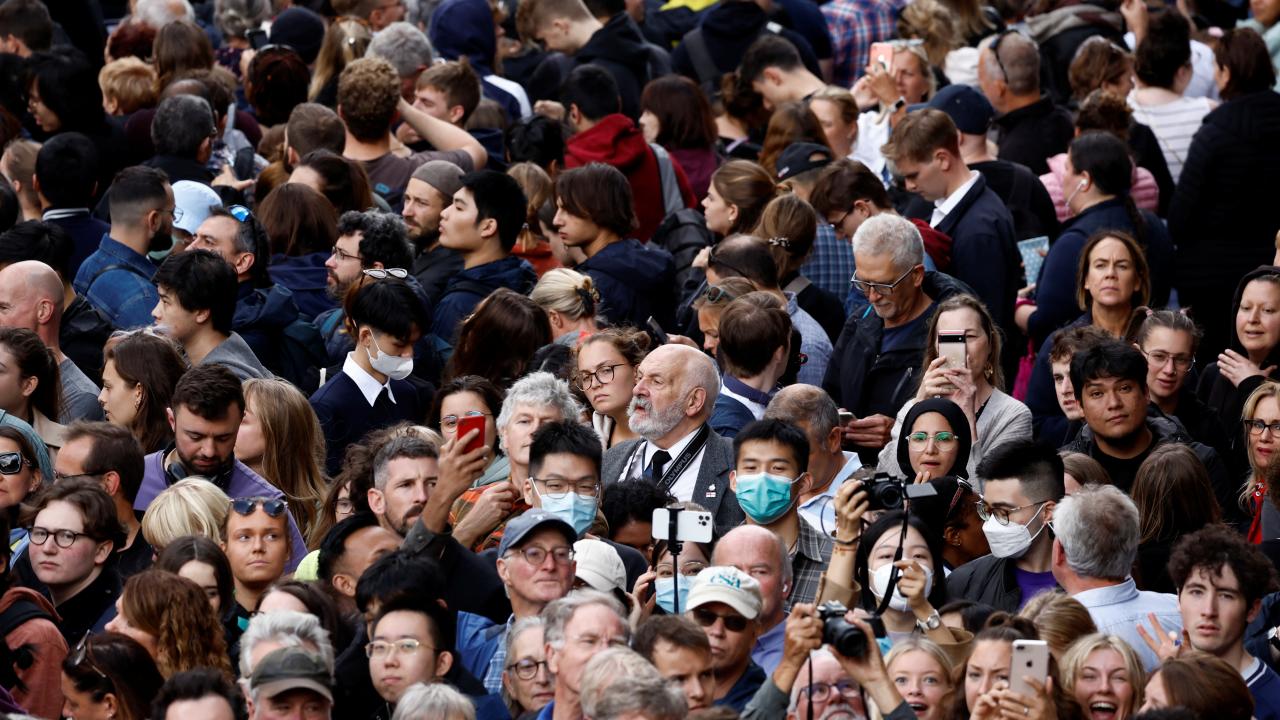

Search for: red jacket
xmin=565 ymin=114 xmax=694 ymax=243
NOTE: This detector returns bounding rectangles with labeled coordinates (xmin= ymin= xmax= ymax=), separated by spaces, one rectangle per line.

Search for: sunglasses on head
xmin=70 ymin=634 xmax=107 ymax=681
xmin=231 ymin=497 xmax=288 ymax=518
xmin=0 ymin=452 xmax=25 ymax=475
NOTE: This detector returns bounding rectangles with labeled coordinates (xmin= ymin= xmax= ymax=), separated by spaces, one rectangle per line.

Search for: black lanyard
xmin=634 ymin=423 xmax=712 ymax=491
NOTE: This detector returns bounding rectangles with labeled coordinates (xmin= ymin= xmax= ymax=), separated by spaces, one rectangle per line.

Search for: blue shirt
xmin=716 ymin=662 xmax=766 ymax=712
xmin=456 ymin=611 xmax=513 ymax=694
xmin=752 ymin=618 xmax=786 ymax=675
xmin=1073 ymin=578 xmax=1182 ymax=673
xmin=786 ymin=293 xmax=832 ymax=386
xmin=72 ymin=235 xmax=159 ymax=329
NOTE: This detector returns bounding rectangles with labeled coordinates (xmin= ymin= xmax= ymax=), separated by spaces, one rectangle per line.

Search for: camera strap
xmin=874 ymin=511 xmax=911 ymax=617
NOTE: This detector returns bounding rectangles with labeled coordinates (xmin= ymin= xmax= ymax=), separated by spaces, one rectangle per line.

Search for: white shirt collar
xmin=343 ymin=352 xmax=395 ymax=406
xmin=930 ymin=170 xmax=982 ymax=228
xmin=644 ymin=424 xmax=701 ymax=463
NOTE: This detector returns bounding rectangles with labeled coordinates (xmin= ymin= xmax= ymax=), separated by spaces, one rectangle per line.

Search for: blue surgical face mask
xmin=654 ymin=575 xmax=691 ymax=614
xmin=535 ymin=484 xmax=596 ymax=536
xmin=734 ymin=472 xmax=800 ymax=525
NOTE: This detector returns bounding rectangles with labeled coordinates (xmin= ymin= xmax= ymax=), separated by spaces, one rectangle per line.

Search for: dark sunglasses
xmin=231 ymin=497 xmax=288 ymax=518
xmin=0 ymin=452 xmax=25 ymax=475
xmin=691 ymin=607 xmax=749 ymax=632
xmin=702 ymin=285 xmax=738 ymax=304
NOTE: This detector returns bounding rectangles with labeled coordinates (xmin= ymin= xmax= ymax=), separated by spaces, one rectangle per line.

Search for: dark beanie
xmin=269 ymin=7 xmax=325 ymax=65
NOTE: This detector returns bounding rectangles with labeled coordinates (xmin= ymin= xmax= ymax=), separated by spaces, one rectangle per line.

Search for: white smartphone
xmin=652 ymin=508 xmax=714 ymax=544
xmin=938 ymin=332 xmax=967 ymax=370
xmin=1010 ymin=640 xmax=1050 ymax=698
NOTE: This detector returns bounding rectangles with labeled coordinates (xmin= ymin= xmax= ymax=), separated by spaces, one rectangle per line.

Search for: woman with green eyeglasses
xmin=895 ymin=399 xmax=973 ymax=481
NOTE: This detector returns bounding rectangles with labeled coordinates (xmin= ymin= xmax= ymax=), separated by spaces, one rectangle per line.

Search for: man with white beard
xmin=600 ymin=344 xmax=745 ymax=535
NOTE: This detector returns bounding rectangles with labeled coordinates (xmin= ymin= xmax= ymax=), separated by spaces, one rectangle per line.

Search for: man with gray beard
xmin=601 ymin=344 xmax=744 ymax=535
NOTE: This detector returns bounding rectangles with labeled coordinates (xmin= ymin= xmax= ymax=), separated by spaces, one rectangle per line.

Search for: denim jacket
xmin=71 ymin=235 xmax=158 ymax=329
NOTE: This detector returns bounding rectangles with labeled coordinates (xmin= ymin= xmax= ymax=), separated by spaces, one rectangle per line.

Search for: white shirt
xmin=629 ymin=425 xmax=709 ymax=502
xmin=851 ymin=111 xmax=893 ymax=187
xmin=930 ymin=170 xmax=981 ymax=228
xmin=343 ymin=352 xmax=395 ymax=406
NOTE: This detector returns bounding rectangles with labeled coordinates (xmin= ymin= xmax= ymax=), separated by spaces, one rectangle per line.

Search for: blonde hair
xmin=1018 ymin=591 xmax=1098 ymax=661
xmin=810 ymin=85 xmax=858 ymax=126
xmin=243 ymin=378 xmax=328 ymax=544
xmin=1059 ymin=633 xmax=1145 ymax=714
xmin=531 ymin=268 xmax=600 ymax=322
xmin=885 ymin=637 xmax=955 ymax=682
xmin=1242 ymin=381 xmax=1280 ymax=504
xmin=309 ymin=17 xmax=373 ymax=101
xmin=897 ymin=0 xmax=961 ymax=67
xmin=140 ymin=478 xmax=231 ymax=551
xmin=508 ymin=162 xmax=553 ymax=253
xmin=98 ymin=57 xmax=158 ymax=115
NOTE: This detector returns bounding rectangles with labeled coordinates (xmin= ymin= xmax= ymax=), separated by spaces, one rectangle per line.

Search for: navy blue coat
xmin=933 ymin=174 xmax=1020 ymax=332
xmin=310 ymin=372 xmax=428 ymax=475
xmin=578 ymin=238 xmax=676 ymax=329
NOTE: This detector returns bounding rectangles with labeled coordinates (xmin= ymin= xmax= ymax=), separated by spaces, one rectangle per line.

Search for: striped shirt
xmin=1127 ymin=94 xmax=1214 ymax=184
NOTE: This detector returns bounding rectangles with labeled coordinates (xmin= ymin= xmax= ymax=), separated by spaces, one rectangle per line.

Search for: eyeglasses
xmin=28 ymin=526 xmax=94 ymax=548
xmin=0 ymin=452 xmax=26 ymax=475
xmin=70 ymin=634 xmax=107 ymax=680
xmin=906 ymin=431 xmax=957 ymax=447
xmin=506 ymin=658 xmax=549 ymax=680
xmin=703 ymin=285 xmax=738 ymax=304
xmin=1245 ymin=420 xmax=1280 ymax=436
xmin=332 ymin=246 xmax=363 ymax=263
xmin=507 ymin=545 xmax=575 ymax=566
xmin=976 ymin=499 xmax=1047 ymax=526
xmin=691 ymin=607 xmax=750 ymax=632
xmin=574 ymin=363 xmax=625 ymax=390
xmin=231 ymin=497 xmax=288 ymax=518
xmin=655 ymin=561 xmax=707 ymax=578
xmin=335 ymin=497 xmax=354 ymax=515
xmin=440 ymin=411 xmax=491 ymax=432
xmin=532 ymin=477 xmax=600 ymax=498
xmin=850 ymin=266 xmax=916 ymax=296
xmin=989 ymin=30 xmax=1016 ymax=84
xmin=362 ymin=268 xmax=409 ymax=280
xmin=1142 ymin=350 xmax=1194 ymax=372
xmin=365 ymin=638 xmax=432 ymax=659
xmin=829 ymin=210 xmax=851 ymax=229
xmin=54 ymin=470 xmax=100 ymax=483
xmin=799 ymin=679 xmax=862 ymax=702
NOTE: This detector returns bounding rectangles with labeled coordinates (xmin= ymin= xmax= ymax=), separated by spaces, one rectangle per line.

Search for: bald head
xmin=712 ymin=525 xmax=791 ymax=622
xmin=628 ymin=344 xmax=721 ymax=446
xmin=0 ymin=260 xmax=63 ymax=340
xmin=765 ymin=384 xmax=840 ymax=440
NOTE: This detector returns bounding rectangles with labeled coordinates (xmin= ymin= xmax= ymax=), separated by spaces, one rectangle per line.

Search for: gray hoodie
xmin=202 ymin=332 xmax=272 ymax=381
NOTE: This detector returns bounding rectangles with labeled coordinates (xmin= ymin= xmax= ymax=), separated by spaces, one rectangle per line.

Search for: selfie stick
xmin=668 ymin=505 xmax=682 ymax=615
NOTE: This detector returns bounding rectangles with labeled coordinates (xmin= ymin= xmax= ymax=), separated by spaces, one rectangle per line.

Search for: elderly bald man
xmin=601 ymin=343 xmax=744 ymax=535
xmin=0 ymin=260 xmax=102 ymax=422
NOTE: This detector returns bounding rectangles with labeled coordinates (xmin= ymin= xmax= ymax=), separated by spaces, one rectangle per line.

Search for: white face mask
xmin=366 ymin=333 xmax=414 ymax=381
xmin=982 ymin=502 xmax=1049 ymax=559
xmin=870 ymin=562 xmax=933 ymax=613
xmin=1064 ymin=179 xmax=1087 ymax=217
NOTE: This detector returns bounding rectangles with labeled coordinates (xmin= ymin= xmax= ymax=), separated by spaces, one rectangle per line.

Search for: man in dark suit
xmin=601 ymin=343 xmax=744 ymax=535
xmin=310 ymin=277 xmax=433 ymax=474
xmin=33 ymin=132 xmax=108 ymax=278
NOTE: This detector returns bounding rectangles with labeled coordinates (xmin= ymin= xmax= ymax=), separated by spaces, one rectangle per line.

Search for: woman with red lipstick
xmin=1238 ymin=382 xmax=1280 ymax=542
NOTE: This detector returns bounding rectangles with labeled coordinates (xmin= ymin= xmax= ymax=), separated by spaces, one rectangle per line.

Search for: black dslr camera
xmin=817 ymin=601 xmax=885 ymax=659
xmin=850 ymin=469 xmax=940 ymax=512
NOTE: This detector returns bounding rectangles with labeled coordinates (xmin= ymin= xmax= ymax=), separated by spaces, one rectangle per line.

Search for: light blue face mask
xmin=735 ymin=472 xmax=799 ymax=525
xmin=654 ymin=575 xmax=692 ymax=614
xmin=536 ymin=484 xmax=596 ymax=536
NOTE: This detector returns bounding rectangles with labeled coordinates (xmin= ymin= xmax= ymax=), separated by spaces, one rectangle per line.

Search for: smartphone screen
xmin=457 ymin=415 xmax=486 ymax=454
xmin=868 ymin=42 xmax=896 ymax=72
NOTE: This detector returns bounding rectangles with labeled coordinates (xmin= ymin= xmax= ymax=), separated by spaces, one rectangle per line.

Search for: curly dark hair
xmin=1167 ymin=524 xmax=1280 ymax=605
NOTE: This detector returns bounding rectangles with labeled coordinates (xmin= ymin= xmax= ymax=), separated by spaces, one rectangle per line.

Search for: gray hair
xmin=587 ymin=675 xmax=688 ymax=720
xmin=541 ymin=589 xmax=630 ymax=650
xmin=852 ymin=213 xmax=925 ymax=272
xmin=390 ymin=683 xmax=476 ymax=720
xmin=238 ymin=610 xmax=335 ymax=679
xmin=580 ymin=649 xmax=668 ymax=718
xmin=681 ymin=346 xmax=721 ymax=414
xmin=1054 ymin=484 xmax=1139 ymax=580
xmin=982 ymin=31 xmax=1040 ymax=96
xmin=372 ymin=435 xmax=439 ymax=490
xmin=134 ymin=0 xmax=195 ymax=28
xmin=367 ymin=22 xmax=435 ymax=78
xmin=496 ymin=371 xmax=581 ymax=432
xmin=152 ymin=95 xmax=215 ymax=158
xmin=503 ymin=616 xmax=544 ymax=660
xmin=765 ymin=384 xmax=841 ymax=440
xmin=213 ymin=0 xmax=269 ymax=39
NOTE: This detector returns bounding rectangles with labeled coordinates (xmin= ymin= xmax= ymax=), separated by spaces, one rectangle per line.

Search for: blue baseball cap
xmin=909 ymin=84 xmax=995 ymax=135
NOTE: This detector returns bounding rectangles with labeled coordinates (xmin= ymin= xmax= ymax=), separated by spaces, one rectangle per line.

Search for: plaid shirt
xmin=801 ymin=223 xmax=857 ymax=298
xmin=821 ymin=0 xmax=901 ymax=87
xmin=450 ymin=486 xmax=530 ymax=553
xmin=788 ymin=515 xmax=834 ymax=611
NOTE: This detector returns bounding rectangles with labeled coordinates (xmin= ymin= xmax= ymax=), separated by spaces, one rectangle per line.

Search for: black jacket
xmin=670 ymin=2 xmax=820 ymax=86
xmin=822 ymin=270 xmax=972 ymax=464
xmin=61 ymin=294 xmax=113 ymax=385
xmin=573 ymin=14 xmax=653 ymax=119
xmin=992 ymin=96 xmax=1075 ymax=176
xmin=946 ymin=554 xmax=1061 ymax=614
xmin=970 ymin=159 xmax=1059 ymax=242
xmin=933 ymin=173 xmax=1020 ymax=331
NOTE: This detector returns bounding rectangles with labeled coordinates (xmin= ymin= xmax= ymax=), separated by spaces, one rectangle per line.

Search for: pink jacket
xmin=1040 ymin=153 xmax=1160 ymax=223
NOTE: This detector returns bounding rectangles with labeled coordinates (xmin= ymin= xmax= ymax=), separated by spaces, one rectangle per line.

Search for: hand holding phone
xmin=868 ymin=42 xmax=896 ymax=72
xmin=937 ymin=332 xmax=967 ymax=370
xmin=457 ymin=415 xmax=486 ymax=454
xmin=1010 ymin=640 xmax=1050 ymax=699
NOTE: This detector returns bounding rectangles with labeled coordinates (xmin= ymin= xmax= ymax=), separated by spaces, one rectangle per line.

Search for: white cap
xmin=573 ymin=539 xmax=626 ymax=593
xmin=686 ymin=566 xmax=763 ymax=620
xmin=171 ymin=180 xmax=222 ymax=235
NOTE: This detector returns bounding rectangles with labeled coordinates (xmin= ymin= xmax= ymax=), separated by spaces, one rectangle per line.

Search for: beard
xmin=627 ymin=395 xmax=686 ymax=440
xmin=149 ymin=225 xmax=174 ymax=253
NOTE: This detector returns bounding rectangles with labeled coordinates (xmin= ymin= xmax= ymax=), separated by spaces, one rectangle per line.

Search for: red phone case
xmin=457 ymin=415 xmax=486 ymax=453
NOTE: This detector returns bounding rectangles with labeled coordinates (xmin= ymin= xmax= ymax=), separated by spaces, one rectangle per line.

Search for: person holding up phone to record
xmin=875 ymin=295 xmax=1033 ymax=480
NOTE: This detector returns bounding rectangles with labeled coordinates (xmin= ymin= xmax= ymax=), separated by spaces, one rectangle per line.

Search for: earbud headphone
xmin=1077 ymin=181 xmax=1087 ymax=190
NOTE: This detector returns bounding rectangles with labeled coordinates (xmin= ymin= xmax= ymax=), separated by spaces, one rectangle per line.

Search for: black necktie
xmin=645 ymin=450 xmax=671 ymax=484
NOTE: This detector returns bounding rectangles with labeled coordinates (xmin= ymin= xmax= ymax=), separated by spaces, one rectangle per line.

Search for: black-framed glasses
xmin=506 ymin=658 xmax=549 ymax=680
xmin=851 ymin=266 xmax=917 ymax=296
xmin=53 ymin=470 xmax=99 ymax=483
xmin=70 ymin=634 xmax=107 ymax=680
xmin=28 ymin=526 xmax=93 ymax=548
xmin=362 ymin=268 xmax=409 ymax=280
xmin=691 ymin=607 xmax=750 ymax=632
xmin=799 ymin=679 xmax=861 ymax=702
xmin=989 ymin=30 xmax=1016 ymax=83
xmin=0 ymin=452 xmax=26 ymax=475
xmin=231 ymin=497 xmax=288 ymax=518
xmin=574 ymin=363 xmax=625 ymax=390
xmin=1245 ymin=420 xmax=1280 ymax=436
xmin=976 ymin=499 xmax=1047 ymax=526
xmin=506 ymin=545 xmax=574 ymax=566
xmin=365 ymin=638 xmax=432 ymax=658
xmin=906 ymin=431 xmax=957 ymax=447
xmin=532 ymin=477 xmax=600 ymax=498
xmin=828 ymin=210 xmax=851 ymax=230
xmin=1142 ymin=349 xmax=1194 ymax=372
xmin=440 ymin=410 xmax=491 ymax=432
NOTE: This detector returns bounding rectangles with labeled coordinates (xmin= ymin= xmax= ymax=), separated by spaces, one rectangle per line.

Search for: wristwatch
xmin=892 ymin=96 xmax=908 ymax=112
xmin=917 ymin=611 xmax=942 ymax=632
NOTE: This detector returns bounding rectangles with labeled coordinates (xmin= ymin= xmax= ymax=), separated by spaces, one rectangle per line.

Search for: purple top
xmin=1014 ymin=567 xmax=1058 ymax=610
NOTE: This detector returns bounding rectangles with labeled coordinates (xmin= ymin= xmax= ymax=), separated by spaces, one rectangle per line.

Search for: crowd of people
xmin=0 ymin=0 xmax=1274 ymax=718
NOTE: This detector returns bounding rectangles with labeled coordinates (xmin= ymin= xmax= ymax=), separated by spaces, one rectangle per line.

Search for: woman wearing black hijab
xmin=893 ymin=397 xmax=973 ymax=480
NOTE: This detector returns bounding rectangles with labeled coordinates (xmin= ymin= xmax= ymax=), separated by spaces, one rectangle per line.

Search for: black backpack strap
xmin=682 ymin=28 xmax=719 ymax=87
